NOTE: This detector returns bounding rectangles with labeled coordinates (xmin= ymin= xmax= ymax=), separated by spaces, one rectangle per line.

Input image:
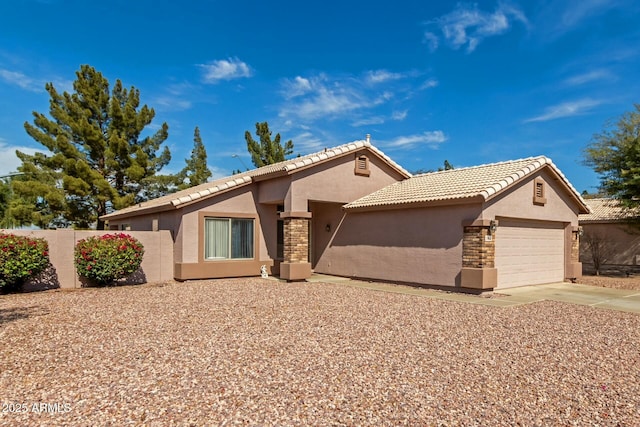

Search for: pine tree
xmin=244 ymin=122 xmax=293 ymax=168
xmin=14 ymin=65 xmax=171 ymax=229
xmin=0 ymin=178 xmax=12 ymax=228
xmin=177 ymin=127 xmax=212 ymax=189
xmin=10 ymin=152 xmax=68 ymax=229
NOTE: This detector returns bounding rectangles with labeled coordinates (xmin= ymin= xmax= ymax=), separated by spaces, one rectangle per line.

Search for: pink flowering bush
xmin=0 ymin=233 xmax=50 ymax=292
xmin=75 ymin=233 xmax=144 ymax=286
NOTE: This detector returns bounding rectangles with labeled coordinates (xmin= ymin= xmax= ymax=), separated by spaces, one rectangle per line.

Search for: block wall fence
xmin=0 ymin=229 xmax=174 ymax=290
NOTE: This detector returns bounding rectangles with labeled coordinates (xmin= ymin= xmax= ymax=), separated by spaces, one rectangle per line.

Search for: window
xmin=533 ymin=178 xmax=547 ymax=205
xmin=204 ymin=218 xmax=254 ymax=260
xmin=277 ymin=220 xmax=284 ymax=259
xmin=354 ymin=154 xmax=370 ymax=176
xmin=276 ymin=204 xmax=284 ymax=259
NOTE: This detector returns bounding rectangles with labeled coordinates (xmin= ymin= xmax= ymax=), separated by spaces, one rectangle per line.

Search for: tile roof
xmin=102 ymin=140 xmax=410 ymax=220
xmin=345 ymin=155 xmax=590 ymax=212
xmin=580 ymin=198 xmax=640 ymax=222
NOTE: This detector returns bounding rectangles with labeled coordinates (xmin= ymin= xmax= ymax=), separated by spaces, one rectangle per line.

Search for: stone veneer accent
xmin=462 ymin=226 xmax=495 ymax=269
xmin=571 ymin=228 xmax=580 ymax=263
xmin=283 ymin=218 xmax=309 ymax=263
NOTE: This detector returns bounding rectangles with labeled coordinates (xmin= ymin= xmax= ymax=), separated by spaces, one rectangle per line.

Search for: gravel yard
xmin=578 ymin=274 xmax=640 ymax=291
xmin=1 ymin=278 xmax=639 ymax=426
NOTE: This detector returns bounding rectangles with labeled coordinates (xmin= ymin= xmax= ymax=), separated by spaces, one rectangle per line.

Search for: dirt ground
xmin=577 ymin=274 xmax=640 ymax=291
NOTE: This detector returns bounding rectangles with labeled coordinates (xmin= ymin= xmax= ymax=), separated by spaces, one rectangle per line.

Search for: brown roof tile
xmin=345 ymin=156 xmax=589 ymax=212
xmin=102 ymin=140 xmax=410 ymax=220
xmin=580 ymin=198 xmax=639 ymax=222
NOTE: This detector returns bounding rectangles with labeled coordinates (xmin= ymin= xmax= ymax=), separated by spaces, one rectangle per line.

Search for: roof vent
xmin=365 ymin=134 xmax=371 ymax=143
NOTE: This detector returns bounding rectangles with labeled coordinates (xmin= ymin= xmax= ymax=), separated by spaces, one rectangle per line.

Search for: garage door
xmin=495 ymin=219 xmax=565 ymax=288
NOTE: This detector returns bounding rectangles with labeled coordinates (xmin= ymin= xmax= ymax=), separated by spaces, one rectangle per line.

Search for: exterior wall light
xmin=489 ymin=220 xmax=498 ymax=234
xmin=325 ymin=223 xmax=331 ymax=232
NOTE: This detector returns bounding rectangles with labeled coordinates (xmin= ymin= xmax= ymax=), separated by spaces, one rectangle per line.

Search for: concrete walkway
xmin=304 ymin=274 xmax=640 ymax=314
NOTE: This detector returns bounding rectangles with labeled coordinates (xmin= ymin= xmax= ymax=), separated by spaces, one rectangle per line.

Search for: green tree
xmin=14 ymin=65 xmax=171 ymax=229
xmin=244 ymin=121 xmax=293 ymax=168
xmin=584 ymin=104 xmax=640 ymax=207
xmin=0 ymin=178 xmax=11 ymax=227
xmin=9 ymin=157 xmax=67 ymax=229
xmin=177 ymin=127 xmax=212 ymax=189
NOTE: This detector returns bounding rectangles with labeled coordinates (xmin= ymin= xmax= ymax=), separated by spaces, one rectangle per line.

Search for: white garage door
xmin=495 ymin=219 xmax=565 ymax=289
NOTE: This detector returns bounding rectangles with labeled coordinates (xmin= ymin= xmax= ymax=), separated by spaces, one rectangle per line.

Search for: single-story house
xmin=579 ymin=198 xmax=640 ymax=275
xmin=102 ymin=138 xmax=590 ymax=290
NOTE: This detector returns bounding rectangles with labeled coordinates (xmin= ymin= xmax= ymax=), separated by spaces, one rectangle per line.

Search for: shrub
xmin=75 ymin=233 xmax=144 ymax=286
xmin=0 ymin=233 xmax=50 ymax=292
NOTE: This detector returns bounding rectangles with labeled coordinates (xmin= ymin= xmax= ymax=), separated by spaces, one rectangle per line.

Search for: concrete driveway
xmin=494 ymin=282 xmax=640 ymax=313
xmin=305 ymin=274 xmax=640 ymax=313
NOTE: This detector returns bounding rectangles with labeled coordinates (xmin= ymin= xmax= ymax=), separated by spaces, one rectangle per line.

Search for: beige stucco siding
xmin=318 ymin=204 xmax=482 ymax=287
xmin=482 ymin=169 xmax=580 ymax=225
xmin=257 ymin=176 xmax=289 ymax=204
xmin=177 ymin=187 xmax=261 ymax=264
xmin=289 ymin=152 xmax=406 ymax=211
xmin=580 ymin=222 xmax=640 ymax=266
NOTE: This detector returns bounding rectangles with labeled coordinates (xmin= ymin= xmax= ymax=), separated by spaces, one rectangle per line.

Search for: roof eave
xmin=263 ymin=145 xmax=411 ymax=180
xmin=100 ymin=203 xmax=176 ymax=221
xmin=344 ymin=195 xmax=485 ymax=212
xmin=101 ymin=179 xmax=255 ymax=221
xmin=544 ymin=167 xmax=591 ymax=214
xmin=480 ymin=162 xmax=591 ymax=214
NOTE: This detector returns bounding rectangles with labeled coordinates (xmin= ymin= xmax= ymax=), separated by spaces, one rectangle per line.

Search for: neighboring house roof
xmin=101 ymin=140 xmax=410 ymax=220
xmin=580 ymin=198 xmax=640 ymax=223
xmin=345 ymin=156 xmax=590 ymax=213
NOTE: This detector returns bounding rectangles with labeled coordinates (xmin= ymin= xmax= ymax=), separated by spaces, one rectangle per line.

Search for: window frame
xmin=203 ymin=215 xmax=256 ymax=261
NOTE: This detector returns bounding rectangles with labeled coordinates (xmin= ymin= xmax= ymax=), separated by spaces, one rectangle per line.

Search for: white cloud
xmin=278 ymin=70 xmax=430 ymax=124
xmin=564 ymin=69 xmax=614 ymax=86
xmin=0 ymin=68 xmax=42 ymax=92
xmin=152 ymin=96 xmax=192 ymax=111
xmin=352 ymin=116 xmax=385 ymax=127
xmin=524 ymin=98 xmax=602 ymax=123
xmin=426 ymin=3 xmax=528 ymax=53
xmin=297 ymin=87 xmax=364 ymax=118
xmin=366 ymin=70 xmax=405 ymax=84
xmin=152 ymin=82 xmax=196 ymax=112
xmin=536 ymin=0 xmax=633 ymax=39
xmin=420 ymin=78 xmax=439 ymax=90
xmin=387 ymin=131 xmax=447 ymax=149
xmin=278 ymin=74 xmax=369 ymax=121
xmin=208 ymin=165 xmax=228 ymax=181
xmin=423 ymin=32 xmax=439 ymax=52
xmin=289 ymin=131 xmax=325 ymax=153
xmin=199 ymin=57 xmax=252 ymax=83
xmin=0 ymin=139 xmax=40 ymax=176
xmin=560 ymin=0 xmax=623 ymax=28
xmin=282 ymin=76 xmax=313 ymax=99
xmin=392 ymin=110 xmax=408 ymax=121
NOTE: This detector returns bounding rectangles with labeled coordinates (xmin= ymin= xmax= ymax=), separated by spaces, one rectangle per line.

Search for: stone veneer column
xmin=462 ymin=226 xmax=495 ymax=268
xmin=280 ymin=211 xmax=312 ymax=281
xmin=460 ymin=219 xmax=498 ymax=290
xmin=567 ymin=226 xmax=583 ymax=281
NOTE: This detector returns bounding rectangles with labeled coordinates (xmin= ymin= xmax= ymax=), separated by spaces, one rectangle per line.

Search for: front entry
xmin=308 ymin=201 xmax=346 ymax=271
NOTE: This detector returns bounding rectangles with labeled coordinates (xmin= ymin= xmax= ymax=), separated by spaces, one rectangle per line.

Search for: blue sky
xmin=1 ymin=0 xmax=639 ymax=193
